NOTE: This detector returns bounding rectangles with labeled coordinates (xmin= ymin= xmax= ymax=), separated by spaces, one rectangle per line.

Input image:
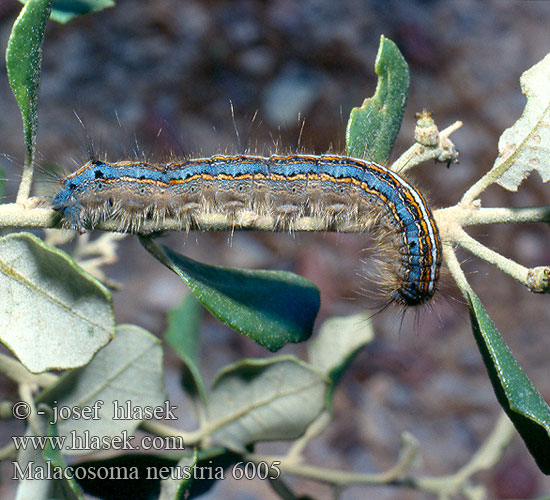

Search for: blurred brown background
xmin=0 ymin=0 xmax=549 ymax=498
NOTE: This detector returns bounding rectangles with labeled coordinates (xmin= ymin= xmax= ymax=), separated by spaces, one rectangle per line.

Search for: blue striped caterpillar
xmin=52 ymin=154 xmax=442 ymax=306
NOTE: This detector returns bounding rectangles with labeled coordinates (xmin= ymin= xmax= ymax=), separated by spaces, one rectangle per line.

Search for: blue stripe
xmin=53 ymin=154 xmax=441 ymax=305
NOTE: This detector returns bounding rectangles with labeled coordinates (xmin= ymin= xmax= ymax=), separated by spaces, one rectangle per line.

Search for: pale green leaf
xmin=0 ymin=232 xmax=113 ymax=373
xmin=208 ymin=356 xmax=328 ymax=451
xmin=495 ymin=52 xmax=550 ymax=190
xmin=15 ymin=429 xmax=53 ymax=500
xmin=37 ymin=325 xmax=167 ymax=456
xmin=308 ymin=313 xmax=374 ymax=387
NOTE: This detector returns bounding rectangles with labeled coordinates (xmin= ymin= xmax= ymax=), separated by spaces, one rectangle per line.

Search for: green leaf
xmin=308 ymin=313 xmax=374 ymax=398
xmin=6 ymin=0 xmax=53 ymax=164
xmin=15 ymin=429 xmax=56 ymax=500
xmin=345 ymin=35 xmax=409 ymax=163
xmin=0 ymin=232 xmax=113 ymax=373
xmin=20 ymin=0 xmax=116 ymax=24
xmin=494 ymin=52 xmax=550 ymax=190
xmin=74 ymin=454 xmax=179 ymax=499
xmin=37 ymin=325 xmax=167 ymax=456
xmin=468 ymin=291 xmax=550 ymax=474
xmin=14 ymin=410 xmax=85 ymax=499
xmin=208 ymin=356 xmax=329 ymax=451
xmin=166 ymin=294 xmax=208 ymax=407
xmin=159 ymin=450 xmax=198 ymax=500
xmin=140 ymin=236 xmax=320 ymax=352
xmin=74 ymin=450 xmax=238 ymax=499
xmin=42 ymin=407 xmax=86 ymax=500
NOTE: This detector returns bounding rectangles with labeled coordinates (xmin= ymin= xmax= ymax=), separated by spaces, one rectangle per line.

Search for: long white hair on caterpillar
xmin=51 ymin=149 xmax=442 ymax=307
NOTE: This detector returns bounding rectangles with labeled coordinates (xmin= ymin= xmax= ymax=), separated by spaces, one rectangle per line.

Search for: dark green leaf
xmin=7 ymin=0 xmax=53 ymax=164
xmin=345 ymin=35 xmax=409 ymax=163
xmin=74 ymin=454 xmax=178 ymax=499
xmin=19 ymin=0 xmax=115 ymax=24
xmin=159 ymin=450 xmax=197 ymax=500
xmin=53 ymin=0 xmax=114 ymax=23
xmin=74 ymin=450 xmax=240 ymax=499
xmin=140 ymin=236 xmax=320 ymax=352
xmin=468 ymin=290 xmax=550 ymax=474
xmin=41 ymin=407 xmax=85 ymax=500
xmin=165 ymin=294 xmax=208 ymax=406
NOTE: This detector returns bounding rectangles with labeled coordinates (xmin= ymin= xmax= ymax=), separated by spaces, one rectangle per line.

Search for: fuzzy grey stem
xmin=392 ymin=120 xmax=462 ymax=174
xmin=15 ymin=153 xmax=34 ymax=204
xmin=0 ymin=353 xmax=57 ymax=387
xmin=0 ymin=201 xmax=367 ymax=233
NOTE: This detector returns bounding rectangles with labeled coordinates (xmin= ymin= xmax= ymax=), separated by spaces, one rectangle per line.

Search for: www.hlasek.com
xmin=12 ymin=431 xmax=185 ymax=452
xmin=11 ymin=400 xmax=184 ymax=452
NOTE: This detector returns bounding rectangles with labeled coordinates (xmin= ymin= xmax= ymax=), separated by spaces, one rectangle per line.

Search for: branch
xmin=0 ymin=201 xmax=366 ymax=233
xmin=461 ymin=206 xmax=550 ymax=225
xmin=460 ymin=122 xmax=528 ymax=203
xmin=443 ymin=245 xmax=473 ymax=298
xmin=436 ymin=204 xmax=550 ymax=294
xmin=285 ymin=410 xmax=332 ymax=463
xmin=435 ymin=204 xmax=550 ymax=227
xmin=139 ymin=420 xmax=203 ymax=447
xmin=413 ymin=412 xmax=515 ymax=497
xmin=18 ymin=383 xmax=40 ymax=436
xmin=449 ymin=226 xmax=549 ymax=293
xmin=0 ymin=442 xmax=16 ymax=461
xmin=0 ymin=353 xmax=57 ymax=387
xmin=392 ymin=119 xmax=462 ymax=173
xmin=244 ymin=412 xmax=514 ymax=498
xmin=16 ymin=155 xmax=34 ymax=204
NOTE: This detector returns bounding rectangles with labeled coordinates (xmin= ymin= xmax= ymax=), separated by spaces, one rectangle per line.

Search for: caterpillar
xmin=51 ymin=154 xmax=442 ymax=306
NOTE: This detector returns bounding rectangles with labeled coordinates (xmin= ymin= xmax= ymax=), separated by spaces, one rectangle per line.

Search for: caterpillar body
xmin=52 ymin=154 xmax=442 ymax=306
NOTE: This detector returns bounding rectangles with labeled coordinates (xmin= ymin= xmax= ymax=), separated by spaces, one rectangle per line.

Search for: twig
xmin=286 ymin=410 xmax=331 ymax=463
xmin=460 ymin=117 xmax=534 ymax=204
xmin=0 ymin=352 xmax=57 ymax=387
xmin=443 ymin=246 xmax=473 ymax=298
xmin=453 ymin=227 xmax=529 ymax=284
xmin=436 ymin=205 xmax=550 ymax=227
xmin=0 ymin=202 xmax=360 ymax=233
xmin=18 ymin=383 xmax=40 ymax=436
xmin=450 ymin=226 xmax=549 ymax=293
xmin=413 ymin=412 xmax=515 ymax=497
xmin=244 ymin=412 xmax=514 ymax=498
xmin=0 ymin=442 xmax=17 ymax=461
xmin=392 ymin=120 xmax=462 ymax=173
xmin=140 ymin=420 xmax=203 ymax=447
xmin=16 ymin=155 xmax=34 ymax=204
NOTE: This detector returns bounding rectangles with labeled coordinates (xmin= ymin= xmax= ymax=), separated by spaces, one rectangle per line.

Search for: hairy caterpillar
xmin=52 ymin=154 xmax=442 ymax=306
